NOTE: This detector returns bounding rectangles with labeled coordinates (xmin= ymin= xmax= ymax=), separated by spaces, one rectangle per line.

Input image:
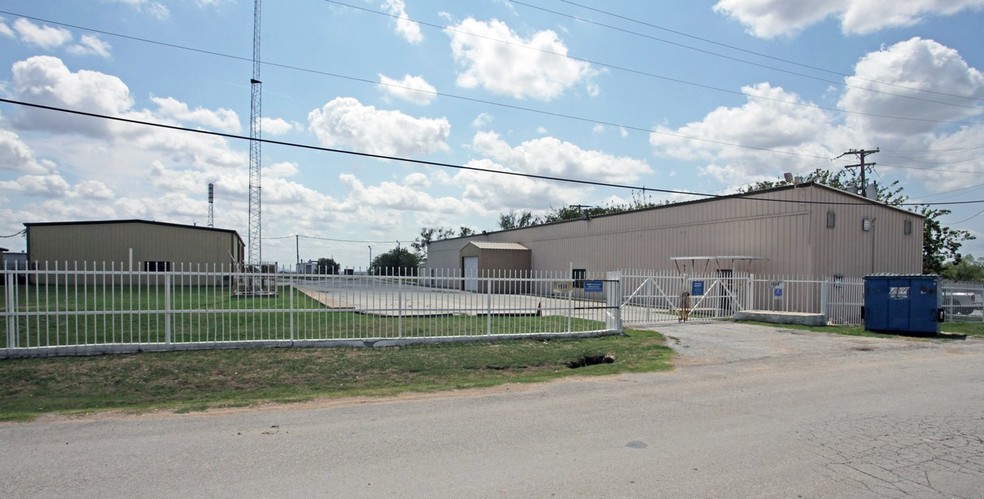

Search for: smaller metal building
xmin=459 ymin=241 xmax=531 ymax=293
xmin=24 ymin=220 xmax=245 ymax=284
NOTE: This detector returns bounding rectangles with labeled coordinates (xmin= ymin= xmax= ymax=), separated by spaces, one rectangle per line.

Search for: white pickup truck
xmin=943 ymin=290 xmax=980 ymax=315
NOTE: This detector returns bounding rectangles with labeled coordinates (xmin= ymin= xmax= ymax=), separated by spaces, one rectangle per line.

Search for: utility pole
xmin=837 ymin=148 xmax=879 ymax=198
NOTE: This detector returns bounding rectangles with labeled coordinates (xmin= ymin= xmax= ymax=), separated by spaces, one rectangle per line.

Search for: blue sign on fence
xmin=691 ymin=280 xmax=705 ymax=296
xmin=773 ymin=281 xmax=785 ymax=299
xmin=584 ymin=280 xmax=604 ymax=292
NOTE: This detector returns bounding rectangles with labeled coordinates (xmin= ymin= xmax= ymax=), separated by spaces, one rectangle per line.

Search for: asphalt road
xmin=1 ymin=323 xmax=982 ymax=498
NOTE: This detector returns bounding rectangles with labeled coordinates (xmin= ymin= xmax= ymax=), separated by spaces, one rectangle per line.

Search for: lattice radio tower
xmin=247 ymin=0 xmax=262 ymax=267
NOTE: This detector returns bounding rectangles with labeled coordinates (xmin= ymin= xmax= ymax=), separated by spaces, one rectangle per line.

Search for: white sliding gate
xmin=619 ymin=270 xmax=749 ymax=325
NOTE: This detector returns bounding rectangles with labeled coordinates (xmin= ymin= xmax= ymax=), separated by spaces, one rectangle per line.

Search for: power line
xmin=3 ymin=97 xmax=982 ymax=208
xmin=3 ymin=6 xmax=979 ymax=157
xmin=319 ymin=1 xmax=981 ymax=125
xmin=555 ymin=0 xmax=984 ymax=105
xmin=264 ymin=234 xmax=408 ymax=244
xmin=948 ymin=207 xmax=984 ymax=225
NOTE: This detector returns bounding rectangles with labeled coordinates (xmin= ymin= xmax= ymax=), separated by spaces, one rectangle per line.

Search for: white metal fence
xmin=3 ymin=262 xmax=979 ymax=358
xmin=2 ymin=263 xmax=621 ymax=358
xmin=618 ymin=271 xmax=979 ymax=327
xmin=942 ymin=280 xmax=984 ymax=322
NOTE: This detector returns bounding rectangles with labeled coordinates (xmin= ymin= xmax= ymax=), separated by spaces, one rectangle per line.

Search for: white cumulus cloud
xmin=649 ymin=83 xmax=843 ymax=185
xmin=713 ymin=0 xmax=984 ymax=37
xmin=838 ymin=37 xmax=984 ymax=137
xmin=308 ymin=97 xmax=451 ymax=156
xmin=0 ymin=130 xmax=57 ymax=174
xmin=381 ymin=0 xmax=423 ymax=44
xmin=109 ymin=0 xmax=171 ymax=20
xmin=379 ymin=73 xmax=437 ymax=105
xmin=67 ymin=34 xmax=112 ymax=58
xmin=12 ymin=18 xmax=72 ymax=49
xmin=259 ymin=117 xmax=297 ymax=136
xmin=152 ymin=96 xmax=241 ymax=133
xmin=446 ymin=18 xmax=597 ymax=101
xmin=10 ymin=55 xmax=134 ymax=137
xmin=473 ymin=131 xmax=652 ymax=184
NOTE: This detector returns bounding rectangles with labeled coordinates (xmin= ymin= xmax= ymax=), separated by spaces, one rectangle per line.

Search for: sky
xmin=1 ymin=0 xmax=983 ymax=270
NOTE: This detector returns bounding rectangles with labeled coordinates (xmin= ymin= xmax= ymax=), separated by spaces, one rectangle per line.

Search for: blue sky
xmin=1 ymin=0 xmax=982 ymax=269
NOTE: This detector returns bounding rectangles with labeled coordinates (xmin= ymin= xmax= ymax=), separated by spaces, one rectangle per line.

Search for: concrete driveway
xmin=1 ymin=322 xmax=982 ymax=498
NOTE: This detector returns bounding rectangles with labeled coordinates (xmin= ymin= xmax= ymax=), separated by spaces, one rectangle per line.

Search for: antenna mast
xmin=207 ymin=182 xmax=214 ymax=228
xmin=247 ymin=0 xmax=263 ymax=266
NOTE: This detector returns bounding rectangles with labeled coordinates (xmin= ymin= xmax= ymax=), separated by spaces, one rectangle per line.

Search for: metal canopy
xmin=670 ymin=256 xmax=765 ymax=273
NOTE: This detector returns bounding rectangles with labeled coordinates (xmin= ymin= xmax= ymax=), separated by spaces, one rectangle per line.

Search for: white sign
xmin=772 ymin=281 xmax=785 ymax=299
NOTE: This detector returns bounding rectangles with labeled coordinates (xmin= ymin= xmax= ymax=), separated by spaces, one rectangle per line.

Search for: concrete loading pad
xmin=292 ymin=281 xmax=611 ymax=319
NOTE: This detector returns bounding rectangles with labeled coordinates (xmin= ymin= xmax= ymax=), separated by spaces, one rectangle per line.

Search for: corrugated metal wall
xmin=427 ymin=184 xmax=923 ymax=278
xmin=26 ymin=221 xmax=244 ymax=271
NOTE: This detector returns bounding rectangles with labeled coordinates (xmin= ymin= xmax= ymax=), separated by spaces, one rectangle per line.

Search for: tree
xmin=502 ymin=190 xmax=664 ymax=227
xmin=316 ymin=257 xmax=340 ymax=274
xmin=371 ymin=246 xmax=422 ymax=275
xmin=942 ymin=254 xmax=984 ymax=282
xmin=739 ymin=168 xmax=974 ymax=274
xmin=411 ymin=226 xmax=476 ymax=259
xmin=498 ymin=210 xmax=541 ymax=230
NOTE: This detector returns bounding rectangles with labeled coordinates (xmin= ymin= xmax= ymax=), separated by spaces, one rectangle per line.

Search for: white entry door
xmin=463 ymin=256 xmax=479 ymax=292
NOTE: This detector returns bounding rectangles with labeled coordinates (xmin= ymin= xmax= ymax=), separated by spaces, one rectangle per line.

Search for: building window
xmin=826 ymin=211 xmax=836 ymax=228
xmin=572 ymin=268 xmax=586 ymax=289
xmin=904 ymin=219 xmax=912 ymax=235
xmin=144 ymin=261 xmax=172 ymax=272
xmin=862 ymin=218 xmax=872 ymax=232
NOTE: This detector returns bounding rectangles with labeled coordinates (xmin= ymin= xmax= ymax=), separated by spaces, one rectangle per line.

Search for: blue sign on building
xmin=691 ymin=280 xmax=704 ymax=296
xmin=584 ymin=280 xmax=603 ymax=293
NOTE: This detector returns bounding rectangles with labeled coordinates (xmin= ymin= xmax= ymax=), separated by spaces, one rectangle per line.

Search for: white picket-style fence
xmin=3 ymin=262 xmax=979 ymax=358
xmin=2 ymin=263 xmax=622 ymax=358
xmin=617 ymin=270 xmax=867 ymax=326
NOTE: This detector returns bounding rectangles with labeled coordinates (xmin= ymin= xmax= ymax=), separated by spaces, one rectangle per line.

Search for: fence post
xmin=486 ymin=272 xmax=492 ymax=336
xmin=820 ymin=277 xmax=829 ymax=322
xmin=289 ymin=274 xmax=295 ymax=341
xmin=607 ymin=271 xmax=622 ymax=333
xmin=645 ymin=273 xmax=653 ymax=323
xmin=164 ymin=272 xmax=172 ymax=344
xmin=748 ymin=273 xmax=755 ymax=311
xmin=4 ymin=267 xmax=16 ymax=349
xmin=398 ymin=268 xmax=404 ymax=339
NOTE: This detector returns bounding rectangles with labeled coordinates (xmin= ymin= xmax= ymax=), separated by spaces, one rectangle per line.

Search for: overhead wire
xmin=3 ymin=4 xmax=981 ymax=178
xmin=2 ymin=7 xmax=983 ymax=216
xmin=0 ymin=9 xmax=840 ymax=166
xmin=263 ymin=234 xmax=407 ymax=244
xmin=3 ymin=97 xmax=982 ymax=208
xmin=555 ymin=0 xmax=984 ymax=105
xmin=319 ymin=1 xmax=982 ymax=125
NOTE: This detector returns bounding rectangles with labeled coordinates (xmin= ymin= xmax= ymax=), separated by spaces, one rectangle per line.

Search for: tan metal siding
xmin=426 ymin=184 xmax=923 ymax=279
xmin=26 ymin=221 xmax=245 ymax=285
xmin=28 ymin=223 xmax=241 ymax=268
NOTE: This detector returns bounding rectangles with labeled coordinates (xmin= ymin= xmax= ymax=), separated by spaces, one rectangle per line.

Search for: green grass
xmin=0 ymin=329 xmax=672 ymax=422
xmin=2 ymin=284 xmax=608 ymax=347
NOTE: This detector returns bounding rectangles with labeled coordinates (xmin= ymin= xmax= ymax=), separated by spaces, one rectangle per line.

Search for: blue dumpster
xmin=863 ymin=274 xmax=941 ymax=335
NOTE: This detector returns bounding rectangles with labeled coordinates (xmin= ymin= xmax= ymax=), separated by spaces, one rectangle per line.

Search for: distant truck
xmin=943 ymin=290 xmax=980 ymax=315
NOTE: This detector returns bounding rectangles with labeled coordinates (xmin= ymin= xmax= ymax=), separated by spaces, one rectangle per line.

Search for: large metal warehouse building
xmin=426 ymin=182 xmax=924 ymax=281
xmin=25 ymin=220 xmax=245 ymax=274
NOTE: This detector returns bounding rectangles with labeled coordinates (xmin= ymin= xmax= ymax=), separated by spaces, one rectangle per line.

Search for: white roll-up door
xmin=463 ymin=256 xmax=479 ymax=292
